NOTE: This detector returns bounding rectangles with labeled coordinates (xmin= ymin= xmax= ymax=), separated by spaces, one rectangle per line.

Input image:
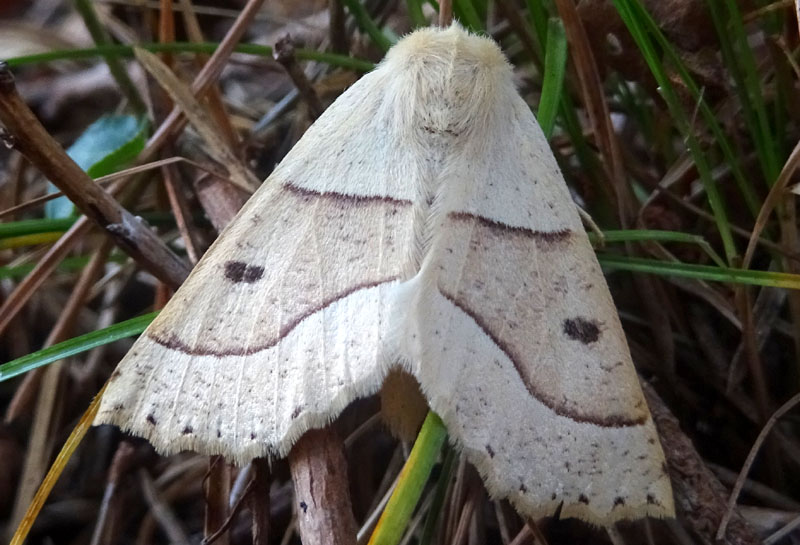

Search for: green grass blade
xmin=537 ymin=17 xmax=568 ymax=138
xmin=419 ymin=446 xmax=456 ymax=545
xmin=616 ymin=0 xmax=761 ymax=219
xmin=598 ymin=255 xmax=800 ymax=290
xmin=407 ymin=0 xmax=429 ymax=27
xmin=6 ymin=43 xmax=375 ymax=72
xmin=521 ymin=2 xmax=598 ymax=199
xmin=590 ymin=229 xmax=726 ymax=267
xmin=0 ymin=218 xmax=77 ymax=238
xmin=0 ymin=312 xmax=158 ymax=382
xmin=525 ymin=0 xmax=551 ymax=51
xmin=368 ymin=412 xmax=448 ymax=545
xmin=0 ymin=254 xmax=128 ymax=280
xmin=0 ymin=256 xmax=88 ymax=280
xmin=0 ymin=233 xmax=64 ymax=249
xmin=454 ymin=0 xmax=485 ymax=31
xmin=341 ymin=0 xmax=394 ymax=52
xmin=0 ymin=213 xmax=174 ymax=241
xmin=611 ymin=0 xmax=738 ymax=261
xmin=706 ymin=0 xmax=780 ymax=185
xmin=74 ymin=0 xmax=146 ymax=113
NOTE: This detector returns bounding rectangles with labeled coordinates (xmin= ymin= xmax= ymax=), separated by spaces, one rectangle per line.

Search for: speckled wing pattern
xmin=95 ymin=24 xmax=674 ymax=525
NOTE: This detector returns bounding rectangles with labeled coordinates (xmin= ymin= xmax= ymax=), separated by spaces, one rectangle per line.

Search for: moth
xmin=95 ymin=24 xmax=674 ymax=524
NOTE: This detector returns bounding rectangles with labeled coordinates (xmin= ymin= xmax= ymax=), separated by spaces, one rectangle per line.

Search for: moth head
xmin=386 ymin=23 xmax=510 ymax=77
xmin=384 ymin=23 xmax=515 ymax=137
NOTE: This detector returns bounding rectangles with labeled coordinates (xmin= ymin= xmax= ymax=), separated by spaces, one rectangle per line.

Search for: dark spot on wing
xmin=299 ymin=501 xmax=308 ymax=513
xmin=563 ymin=317 xmax=601 ymax=344
xmin=613 ymin=496 xmax=625 ymax=507
xmin=485 ymin=444 xmax=495 ymax=458
xmin=578 ymin=494 xmax=590 ymax=505
xmin=182 ymin=426 xmax=193 ymax=434
xmin=438 ymin=289 xmax=646 ymax=428
xmin=243 ymin=266 xmax=264 ymax=282
xmin=292 ymin=406 xmax=303 ymax=419
xmin=146 ymin=414 xmax=157 ymax=425
xmin=224 ymin=260 xmax=265 ymax=283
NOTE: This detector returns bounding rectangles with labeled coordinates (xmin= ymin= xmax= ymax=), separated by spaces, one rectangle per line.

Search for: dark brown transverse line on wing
xmin=286 ymin=183 xmax=573 ymax=243
xmin=448 ymin=211 xmax=573 ymax=246
xmin=149 ymin=185 xmax=577 ymax=362
xmin=149 ymin=277 xmax=399 ymax=357
xmin=438 ymin=288 xmax=647 ymax=428
xmin=282 ymin=182 xmax=414 ymax=207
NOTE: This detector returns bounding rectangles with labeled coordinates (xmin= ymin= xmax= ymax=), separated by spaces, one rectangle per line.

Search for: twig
xmin=329 ymin=0 xmax=349 ymax=54
xmin=357 ymin=468 xmax=400 ymax=542
xmin=451 ymin=484 xmax=482 ymax=545
xmin=3 ymin=238 xmax=112 ymax=422
xmin=494 ymin=0 xmax=541 ymax=63
xmin=742 ymin=137 xmax=800 ymax=269
xmin=134 ymin=47 xmax=259 ymax=191
xmin=527 ymin=521 xmax=550 ymax=545
xmin=444 ymin=457 xmax=468 ymax=543
xmin=289 ymin=428 xmax=358 ymax=545
xmin=641 ymin=382 xmax=760 ymax=545
xmin=0 ymin=156 xmax=227 ymax=220
xmin=438 ymin=0 xmax=453 ymax=27
xmin=202 ymin=476 xmax=255 ymax=545
xmin=143 ymin=0 xmax=267 ymax=159
xmin=0 ymin=64 xmax=190 ymax=289
xmin=192 ymin=171 xmax=249 ymax=232
xmin=139 ymin=468 xmax=191 ymax=545
xmin=162 ymin=163 xmax=202 ymax=263
xmin=0 ymin=218 xmax=93 ymax=339
xmin=507 ymin=524 xmax=533 ymax=545
xmin=552 ymin=0 xmax=628 ymax=219
xmin=204 ymin=456 xmax=231 ymax=545
xmin=89 ymin=440 xmax=144 ymax=545
xmin=274 ymin=36 xmax=325 ymax=120
xmin=6 ymin=242 xmax=111 ymax=535
xmin=733 ymin=286 xmax=772 ymax=424
xmin=178 ymin=0 xmax=240 ymax=149
xmin=764 ymin=512 xmax=800 ymax=545
xmin=250 ymin=459 xmax=271 ymax=545
xmin=135 ymin=458 xmax=207 ymax=545
xmin=8 ymin=384 xmax=109 ymax=545
xmin=708 ymin=462 xmax=800 ymax=511
xmin=158 ymin=0 xmax=176 ymax=66
xmin=717 ymin=392 xmax=800 ymax=540
xmin=609 ymin=527 xmax=631 ymax=545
